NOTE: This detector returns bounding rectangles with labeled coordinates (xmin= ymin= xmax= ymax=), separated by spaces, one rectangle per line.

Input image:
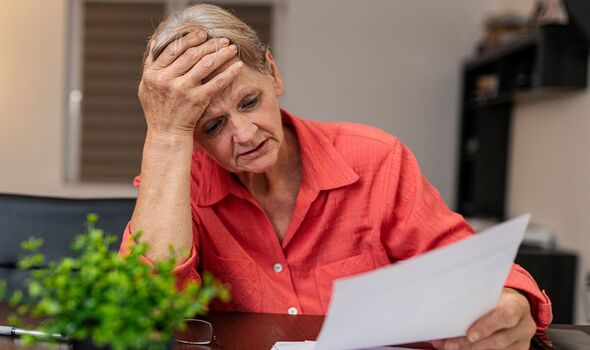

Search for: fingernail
xmin=199 ymin=31 xmax=208 ymax=40
xmin=229 ymin=44 xmax=237 ymax=51
xmin=468 ymin=332 xmax=479 ymax=342
xmin=220 ymin=38 xmax=230 ymax=45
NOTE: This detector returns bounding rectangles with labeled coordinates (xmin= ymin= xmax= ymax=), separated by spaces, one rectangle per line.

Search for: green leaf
xmin=20 ymin=237 xmax=43 ymax=251
xmin=7 ymin=315 xmax=21 ymax=327
xmin=0 ymin=214 xmax=230 ymax=349
xmin=27 ymin=281 xmax=42 ymax=297
xmin=9 ymin=290 xmax=23 ymax=305
xmin=0 ymin=280 xmax=6 ymax=300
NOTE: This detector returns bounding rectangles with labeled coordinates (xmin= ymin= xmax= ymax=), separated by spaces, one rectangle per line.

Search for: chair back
xmin=0 ymin=193 xmax=136 ymax=297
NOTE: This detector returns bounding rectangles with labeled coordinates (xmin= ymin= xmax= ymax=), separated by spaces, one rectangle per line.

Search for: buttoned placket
xmin=243 ymin=194 xmax=303 ymax=314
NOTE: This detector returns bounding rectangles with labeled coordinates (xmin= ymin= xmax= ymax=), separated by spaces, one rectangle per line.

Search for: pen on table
xmin=0 ymin=325 xmax=63 ymax=340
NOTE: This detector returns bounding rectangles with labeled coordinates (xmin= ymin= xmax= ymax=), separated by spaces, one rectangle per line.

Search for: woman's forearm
xmin=130 ymin=28 xmax=242 ymax=263
xmin=130 ymin=131 xmax=194 ymax=263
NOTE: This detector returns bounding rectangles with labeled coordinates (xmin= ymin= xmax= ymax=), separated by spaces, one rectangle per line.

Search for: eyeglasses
xmin=175 ymin=319 xmax=216 ymax=345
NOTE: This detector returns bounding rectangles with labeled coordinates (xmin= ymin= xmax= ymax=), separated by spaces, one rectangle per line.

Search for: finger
xmin=152 ymin=30 xmax=208 ymax=69
xmin=432 ymin=340 xmax=444 ymax=349
xmin=166 ymin=37 xmax=230 ymax=77
xmin=145 ymin=40 xmax=155 ymax=65
xmin=467 ymin=305 xmax=523 ymax=343
xmin=199 ymin=60 xmax=244 ymax=98
xmin=438 ymin=336 xmax=472 ymax=350
xmin=506 ymin=340 xmax=531 ymax=350
xmin=472 ymin=317 xmax=535 ymax=350
xmin=184 ymin=44 xmax=239 ymax=85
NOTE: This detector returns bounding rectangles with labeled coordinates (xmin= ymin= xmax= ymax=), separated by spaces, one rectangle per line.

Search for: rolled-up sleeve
xmin=504 ymin=264 xmax=553 ymax=329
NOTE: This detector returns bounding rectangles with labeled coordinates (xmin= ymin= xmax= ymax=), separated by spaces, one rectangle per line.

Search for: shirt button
xmin=287 ymin=307 xmax=298 ymax=315
xmin=273 ymin=263 xmax=283 ymax=273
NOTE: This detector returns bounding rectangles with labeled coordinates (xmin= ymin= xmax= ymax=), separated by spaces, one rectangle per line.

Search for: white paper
xmin=272 ymin=341 xmax=316 ymax=350
xmin=271 ymin=342 xmax=413 ymax=350
xmin=311 ymin=215 xmax=530 ymax=350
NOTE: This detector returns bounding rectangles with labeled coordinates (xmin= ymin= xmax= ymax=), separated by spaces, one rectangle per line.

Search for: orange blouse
xmin=120 ymin=109 xmax=552 ymax=329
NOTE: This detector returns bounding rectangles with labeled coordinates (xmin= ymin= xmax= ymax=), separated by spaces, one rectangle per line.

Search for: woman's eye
xmin=241 ymin=96 xmax=259 ymax=110
xmin=203 ymin=118 xmax=226 ymax=135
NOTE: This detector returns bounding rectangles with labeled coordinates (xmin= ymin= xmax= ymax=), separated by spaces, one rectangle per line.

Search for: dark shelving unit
xmin=456 ymin=23 xmax=588 ymax=220
xmin=516 ymin=246 xmax=578 ymax=324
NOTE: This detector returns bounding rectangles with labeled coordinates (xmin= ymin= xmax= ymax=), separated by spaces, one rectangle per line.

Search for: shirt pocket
xmin=209 ymin=256 xmax=261 ymax=312
xmin=314 ymin=252 xmax=375 ymax=312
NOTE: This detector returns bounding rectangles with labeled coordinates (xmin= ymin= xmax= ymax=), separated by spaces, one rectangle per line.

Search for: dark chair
xmin=0 ymin=193 xmax=136 ymax=297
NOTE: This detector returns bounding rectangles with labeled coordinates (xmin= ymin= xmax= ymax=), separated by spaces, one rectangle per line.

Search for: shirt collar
xmin=282 ymin=109 xmax=359 ymax=191
xmin=195 ymin=109 xmax=359 ymax=207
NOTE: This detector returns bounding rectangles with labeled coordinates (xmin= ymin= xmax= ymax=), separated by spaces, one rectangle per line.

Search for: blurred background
xmin=0 ymin=0 xmax=589 ymax=324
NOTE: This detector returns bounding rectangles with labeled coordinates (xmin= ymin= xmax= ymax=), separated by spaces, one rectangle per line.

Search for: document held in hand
xmin=314 ymin=214 xmax=530 ymax=350
xmin=272 ymin=215 xmax=531 ymax=350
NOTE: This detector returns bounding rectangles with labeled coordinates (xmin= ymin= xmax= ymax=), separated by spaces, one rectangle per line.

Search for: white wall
xmin=0 ymin=0 xmax=497 ymax=204
xmin=0 ymin=1 xmax=66 ymax=194
xmin=0 ymin=0 xmax=137 ymax=197
xmin=276 ymin=0 xmax=496 ymax=205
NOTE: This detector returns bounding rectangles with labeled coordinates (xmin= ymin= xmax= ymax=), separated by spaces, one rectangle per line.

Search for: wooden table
xmin=0 ymin=303 xmax=588 ymax=349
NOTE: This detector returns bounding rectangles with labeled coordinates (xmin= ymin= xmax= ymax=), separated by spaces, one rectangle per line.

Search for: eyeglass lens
xmin=176 ymin=319 xmax=214 ymax=344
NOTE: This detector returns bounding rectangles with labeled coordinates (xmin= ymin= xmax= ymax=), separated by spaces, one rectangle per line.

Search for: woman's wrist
xmin=144 ymin=128 xmax=194 ymax=154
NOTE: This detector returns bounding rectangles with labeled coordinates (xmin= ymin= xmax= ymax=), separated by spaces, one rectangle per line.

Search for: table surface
xmin=0 ymin=303 xmax=588 ymax=349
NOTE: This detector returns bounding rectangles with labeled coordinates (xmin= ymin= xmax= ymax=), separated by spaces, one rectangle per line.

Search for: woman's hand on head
xmin=138 ymin=30 xmax=243 ymax=138
xmin=431 ymin=288 xmax=536 ymax=350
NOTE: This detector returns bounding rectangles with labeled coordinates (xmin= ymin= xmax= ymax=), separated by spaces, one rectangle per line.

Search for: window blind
xmin=80 ymin=1 xmax=165 ymax=182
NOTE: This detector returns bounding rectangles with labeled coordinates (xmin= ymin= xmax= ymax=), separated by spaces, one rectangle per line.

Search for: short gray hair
xmin=147 ymin=3 xmax=269 ymax=73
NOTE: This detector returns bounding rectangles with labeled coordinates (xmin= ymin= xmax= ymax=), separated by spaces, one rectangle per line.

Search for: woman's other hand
xmin=432 ymin=288 xmax=536 ymax=350
xmin=138 ymin=30 xmax=243 ymax=136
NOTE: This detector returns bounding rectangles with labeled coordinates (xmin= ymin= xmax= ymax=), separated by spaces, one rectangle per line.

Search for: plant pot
xmin=71 ymin=338 xmax=174 ymax=350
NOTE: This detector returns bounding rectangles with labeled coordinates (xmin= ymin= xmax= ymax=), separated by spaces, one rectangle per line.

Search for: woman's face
xmin=193 ymin=52 xmax=284 ymax=174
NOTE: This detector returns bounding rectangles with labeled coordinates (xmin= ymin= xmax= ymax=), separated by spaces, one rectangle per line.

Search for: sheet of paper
xmin=272 ymin=341 xmax=316 ymax=350
xmin=311 ymin=215 xmax=530 ymax=350
xmin=271 ymin=341 xmax=413 ymax=350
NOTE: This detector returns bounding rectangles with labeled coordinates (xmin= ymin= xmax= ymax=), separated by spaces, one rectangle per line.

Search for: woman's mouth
xmin=238 ymin=139 xmax=270 ymax=160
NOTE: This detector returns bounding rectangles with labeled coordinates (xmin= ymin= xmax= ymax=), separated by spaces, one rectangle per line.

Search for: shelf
xmin=456 ymin=22 xmax=588 ymax=220
xmin=465 ymin=92 xmax=515 ymax=110
xmin=464 ymin=34 xmax=537 ymax=71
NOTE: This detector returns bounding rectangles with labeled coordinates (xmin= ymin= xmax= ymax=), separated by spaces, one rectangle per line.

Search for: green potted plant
xmin=1 ymin=214 xmax=229 ymax=350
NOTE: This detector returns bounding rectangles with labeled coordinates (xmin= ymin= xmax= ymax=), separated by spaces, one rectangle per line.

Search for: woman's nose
xmin=230 ymin=116 xmax=258 ymax=144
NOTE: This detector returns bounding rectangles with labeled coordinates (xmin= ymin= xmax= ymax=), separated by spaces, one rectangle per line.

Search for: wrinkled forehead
xmin=203 ymin=59 xmax=269 ymax=114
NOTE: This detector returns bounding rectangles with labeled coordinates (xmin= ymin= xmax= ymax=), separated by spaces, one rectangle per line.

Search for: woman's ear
xmin=265 ymin=50 xmax=283 ymax=96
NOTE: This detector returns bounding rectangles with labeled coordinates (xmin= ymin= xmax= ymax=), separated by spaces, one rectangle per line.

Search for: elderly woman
xmin=120 ymin=4 xmax=551 ymax=350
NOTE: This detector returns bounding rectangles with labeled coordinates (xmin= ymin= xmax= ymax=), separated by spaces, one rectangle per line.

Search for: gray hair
xmin=147 ymin=3 xmax=269 ymax=73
